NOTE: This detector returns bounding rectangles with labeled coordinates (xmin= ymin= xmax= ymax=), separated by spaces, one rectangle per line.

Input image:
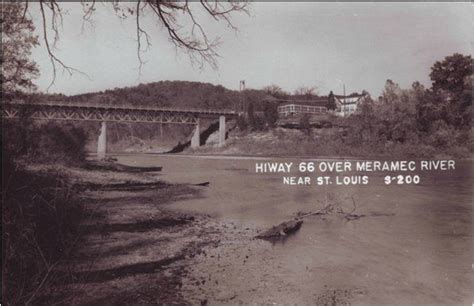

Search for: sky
xmin=29 ymin=2 xmax=473 ymax=97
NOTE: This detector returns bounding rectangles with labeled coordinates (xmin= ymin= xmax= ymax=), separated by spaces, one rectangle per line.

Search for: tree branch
xmin=136 ymin=0 xmax=152 ymax=75
xmin=30 ymin=0 xmax=249 ymax=86
xmin=39 ymin=0 xmax=89 ymax=90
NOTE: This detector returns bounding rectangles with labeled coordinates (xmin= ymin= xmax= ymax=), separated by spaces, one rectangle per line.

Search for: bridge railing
xmin=4 ymin=100 xmax=238 ymax=116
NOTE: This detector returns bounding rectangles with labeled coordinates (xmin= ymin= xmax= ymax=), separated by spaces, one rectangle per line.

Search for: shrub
xmin=299 ymin=114 xmax=311 ymax=136
xmin=2 ymin=157 xmax=83 ymax=305
xmin=2 ymin=121 xmax=88 ymax=165
xmin=263 ymin=102 xmax=279 ymax=128
xmin=426 ymin=120 xmax=458 ymax=149
xmin=236 ymin=115 xmax=248 ymax=131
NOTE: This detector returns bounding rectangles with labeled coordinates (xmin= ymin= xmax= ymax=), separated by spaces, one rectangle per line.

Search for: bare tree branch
xmin=38 ymin=0 xmax=89 ymax=90
xmin=136 ymin=0 xmax=152 ymax=75
xmin=81 ymin=0 xmax=95 ymax=22
xmin=79 ymin=1 xmax=96 ymax=35
xmin=21 ymin=0 xmax=29 ymax=22
xmin=31 ymin=1 xmax=249 ymax=87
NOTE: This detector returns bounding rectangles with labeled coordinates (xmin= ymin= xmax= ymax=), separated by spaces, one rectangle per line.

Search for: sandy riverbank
xmin=31 ymin=161 xmax=258 ymax=305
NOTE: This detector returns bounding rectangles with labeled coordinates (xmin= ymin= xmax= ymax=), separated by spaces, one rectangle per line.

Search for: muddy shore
xmin=35 ymin=161 xmax=260 ymax=305
xmin=32 ymin=155 xmax=472 ymax=305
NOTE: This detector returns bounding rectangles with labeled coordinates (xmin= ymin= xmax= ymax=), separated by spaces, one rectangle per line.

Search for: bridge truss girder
xmin=0 ymin=103 xmax=238 ymax=125
xmin=2 ymin=102 xmax=236 ymax=158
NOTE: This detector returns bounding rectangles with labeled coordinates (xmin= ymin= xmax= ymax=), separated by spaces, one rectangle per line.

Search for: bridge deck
xmin=4 ymin=101 xmax=237 ymax=115
xmin=2 ymin=101 xmax=238 ymax=124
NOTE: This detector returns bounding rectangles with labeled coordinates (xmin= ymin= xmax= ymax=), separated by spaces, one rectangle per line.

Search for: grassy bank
xmin=189 ymin=127 xmax=472 ymax=159
xmin=2 ymin=159 xmax=84 ymax=305
xmin=2 ymin=121 xmax=88 ymax=305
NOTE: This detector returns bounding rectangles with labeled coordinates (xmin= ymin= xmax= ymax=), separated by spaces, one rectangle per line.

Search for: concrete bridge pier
xmin=219 ymin=115 xmax=226 ymax=147
xmin=97 ymin=121 xmax=107 ymax=159
xmin=191 ymin=118 xmax=200 ymax=148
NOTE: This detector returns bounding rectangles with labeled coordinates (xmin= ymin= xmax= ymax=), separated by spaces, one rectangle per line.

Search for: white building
xmin=333 ymin=93 xmax=368 ymax=117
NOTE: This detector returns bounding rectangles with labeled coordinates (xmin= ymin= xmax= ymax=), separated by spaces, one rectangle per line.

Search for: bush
xmin=31 ymin=123 xmax=88 ymax=164
xmin=2 ymin=157 xmax=83 ymax=305
xmin=3 ymin=121 xmax=88 ymax=165
xmin=299 ymin=114 xmax=311 ymax=136
xmin=236 ymin=115 xmax=248 ymax=131
xmin=330 ymin=78 xmax=472 ymax=158
xmin=263 ymin=102 xmax=279 ymax=128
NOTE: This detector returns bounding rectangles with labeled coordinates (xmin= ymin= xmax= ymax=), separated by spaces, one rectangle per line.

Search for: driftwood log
xmin=84 ymin=160 xmax=162 ymax=173
xmin=256 ymin=197 xmax=395 ymax=241
xmin=255 ymin=219 xmax=303 ymax=240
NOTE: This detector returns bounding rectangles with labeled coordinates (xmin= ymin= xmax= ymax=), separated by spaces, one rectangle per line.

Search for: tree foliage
xmin=429 ymin=53 xmax=472 ymax=128
xmin=326 ymin=91 xmax=336 ymax=110
xmin=430 ymin=53 xmax=472 ymax=96
xmin=1 ymin=2 xmax=39 ymax=96
xmin=263 ymin=102 xmax=279 ymax=128
xmin=342 ymin=53 xmax=472 ymax=157
xmin=299 ymin=113 xmax=311 ymax=136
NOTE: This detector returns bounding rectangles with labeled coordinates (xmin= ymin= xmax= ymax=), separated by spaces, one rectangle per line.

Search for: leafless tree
xmin=30 ymin=0 xmax=249 ymax=87
xmin=294 ymin=85 xmax=318 ymax=97
xmin=262 ymin=84 xmax=287 ymax=98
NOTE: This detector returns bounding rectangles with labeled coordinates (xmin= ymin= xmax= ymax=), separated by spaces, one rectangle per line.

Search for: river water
xmin=115 ymin=154 xmax=472 ymax=305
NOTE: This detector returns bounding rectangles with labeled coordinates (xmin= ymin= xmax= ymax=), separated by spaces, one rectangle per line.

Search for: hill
xmin=44 ymin=81 xmax=254 ymax=111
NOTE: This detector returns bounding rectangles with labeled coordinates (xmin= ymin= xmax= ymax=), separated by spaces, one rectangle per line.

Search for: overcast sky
xmin=30 ymin=2 xmax=472 ymax=97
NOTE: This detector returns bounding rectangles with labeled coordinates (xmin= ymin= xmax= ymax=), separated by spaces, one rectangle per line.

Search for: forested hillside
xmin=42 ymin=81 xmax=269 ymax=111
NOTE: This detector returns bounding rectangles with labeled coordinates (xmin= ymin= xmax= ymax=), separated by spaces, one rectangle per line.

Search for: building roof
xmin=270 ymin=97 xmax=328 ymax=107
xmin=334 ymin=93 xmax=366 ymax=99
xmin=333 ymin=93 xmax=367 ymax=105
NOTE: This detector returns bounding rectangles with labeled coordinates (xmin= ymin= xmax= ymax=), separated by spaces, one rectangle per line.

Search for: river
xmin=115 ymin=154 xmax=472 ymax=305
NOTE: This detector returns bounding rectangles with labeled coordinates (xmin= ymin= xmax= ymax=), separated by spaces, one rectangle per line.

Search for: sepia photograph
xmin=1 ymin=1 xmax=472 ymax=305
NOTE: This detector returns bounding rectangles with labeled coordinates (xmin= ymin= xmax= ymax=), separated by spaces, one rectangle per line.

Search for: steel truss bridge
xmin=2 ymin=101 xmax=238 ymax=158
xmin=2 ymin=101 xmax=237 ymax=124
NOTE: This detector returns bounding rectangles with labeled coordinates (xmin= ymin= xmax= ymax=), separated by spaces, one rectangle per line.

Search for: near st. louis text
xmin=254 ymin=160 xmax=455 ymax=186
